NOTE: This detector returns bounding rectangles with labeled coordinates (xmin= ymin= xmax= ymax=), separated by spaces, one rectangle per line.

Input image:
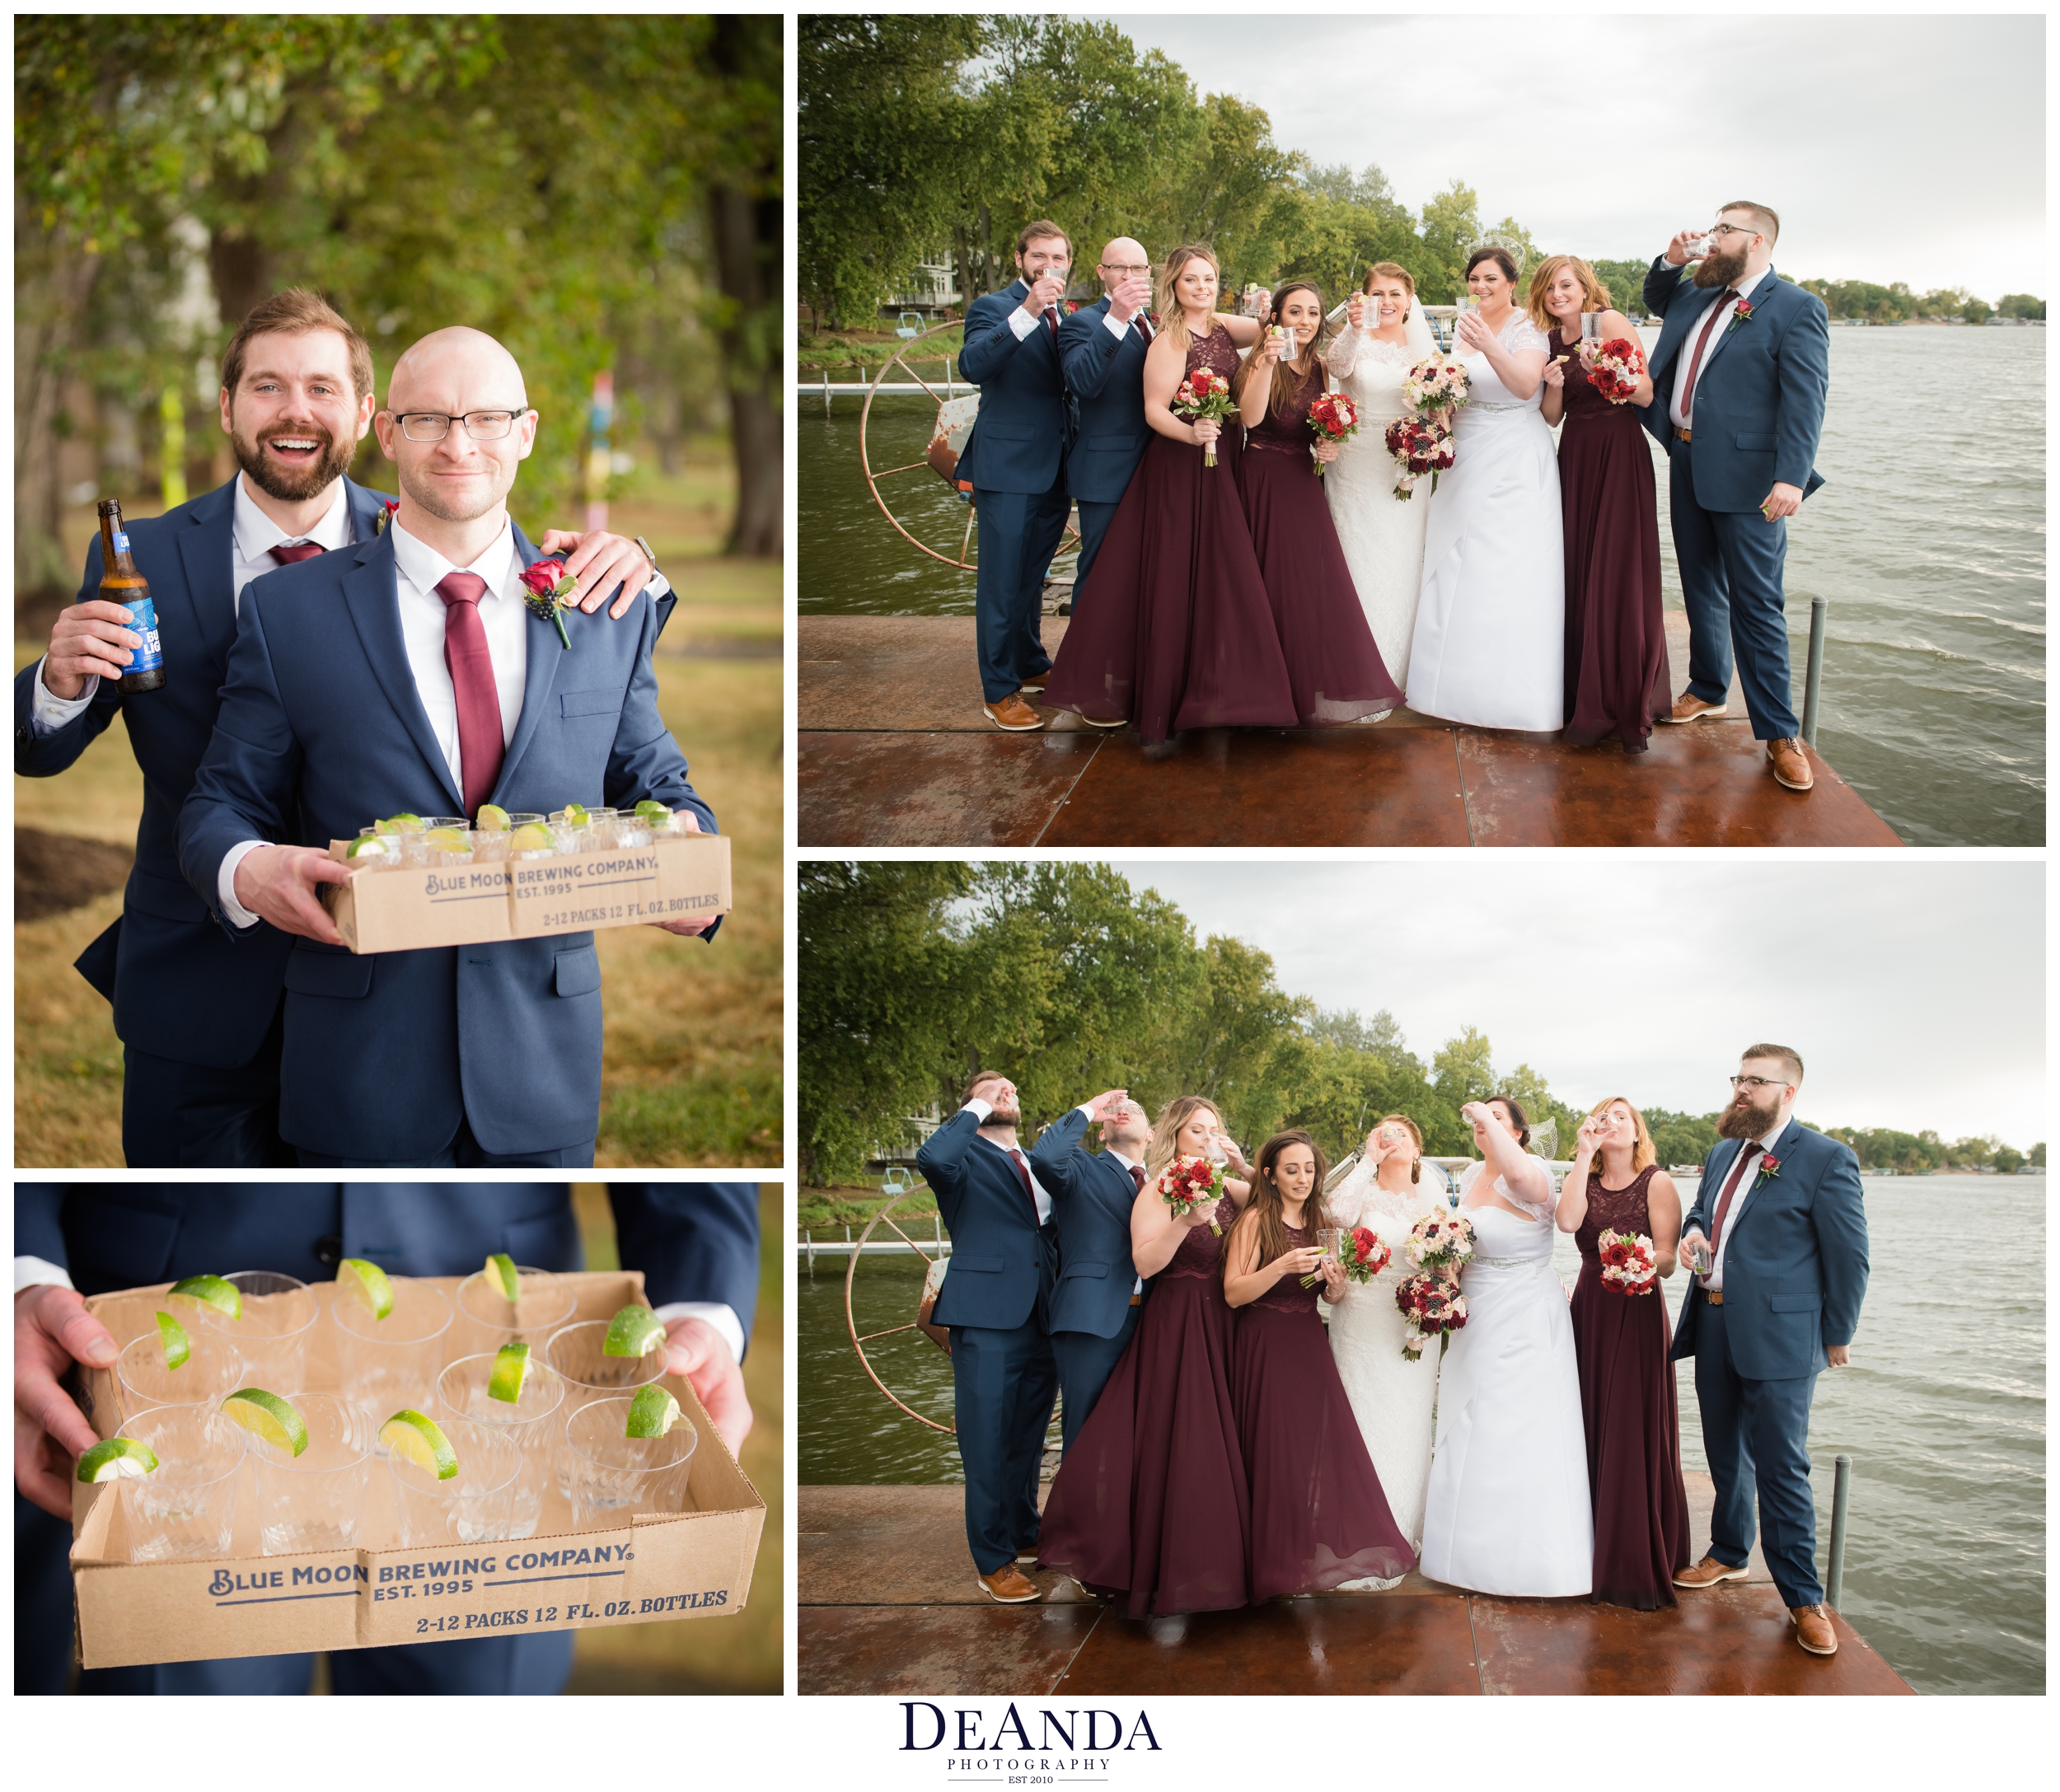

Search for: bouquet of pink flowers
xmin=1173 ymin=365 xmax=1237 ymax=467
xmin=1302 ymin=1224 xmax=1392 ymax=1289
xmin=1403 ymin=1208 xmax=1475 ymax=1271
xmin=1155 ymin=1155 xmax=1230 ymax=1234
xmin=1596 ymin=1229 xmax=1659 ymax=1295
xmin=1402 ymin=351 xmax=1472 ymax=419
xmin=1575 ymin=335 xmax=1646 ymax=405
xmin=1383 ymin=415 xmax=1457 ymax=501
xmin=1396 ymin=1268 xmax=1468 ymax=1359
xmin=1306 ymin=390 xmax=1359 ymax=478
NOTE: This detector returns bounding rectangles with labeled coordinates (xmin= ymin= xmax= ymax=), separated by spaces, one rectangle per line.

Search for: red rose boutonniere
xmin=517 ymin=557 xmax=577 ymax=649
xmin=372 ymin=498 xmax=400 ymax=537
xmin=1726 ymin=297 xmax=1755 ymax=335
xmin=1753 ymin=1152 xmax=1781 ymax=1190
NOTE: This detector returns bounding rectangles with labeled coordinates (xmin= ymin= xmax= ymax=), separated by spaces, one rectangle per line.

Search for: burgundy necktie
xmin=270 ymin=541 xmax=325 ymax=566
xmin=433 ymin=570 xmax=504 ymax=816
xmin=1707 ymin=1141 xmax=1763 ymax=1255
xmin=1007 ymin=1149 xmax=1041 ymax=1219
xmin=1128 ymin=1163 xmax=1146 ymax=1194
xmin=1680 ymin=288 xmax=1739 ymax=423
xmin=1043 ymin=306 xmax=1059 ymax=345
xmin=1135 ymin=314 xmax=1153 ymax=344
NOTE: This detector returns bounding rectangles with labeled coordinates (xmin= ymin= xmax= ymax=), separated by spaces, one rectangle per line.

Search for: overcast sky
xmin=1092 ymin=859 xmax=2045 ymax=1145
xmin=1099 ymin=12 xmax=2046 ymax=297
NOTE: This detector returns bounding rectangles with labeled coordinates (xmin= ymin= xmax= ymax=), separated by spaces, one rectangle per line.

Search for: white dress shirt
xmin=961 ymin=1097 xmax=1052 ymax=1224
xmin=1011 ymin=302 xmax=1139 ymax=344
xmin=218 ymin=515 xmax=529 ymax=928
xmin=1669 ymin=264 xmax=1772 ymax=430
xmin=1702 ymin=1120 xmax=1786 ymax=1292
xmin=1101 ymin=1142 xmax=1147 ymax=1295
xmin=31 ymin=472 xmax=354 ymax=733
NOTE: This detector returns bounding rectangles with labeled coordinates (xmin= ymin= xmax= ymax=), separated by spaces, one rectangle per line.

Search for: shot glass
xmin=423 ymin=820 xmax=474 ymax=865
xmin=436 ymin=1353 xmax=567 ymax=1540
xmin=113 ymin=1405 xmax=247 ymax=1562
xmin=247 ymin=1393 xmax=377 ymax=1556
xmin=387 ymin=1415 xmax=521 ymax=1546
xmin=115 ymin=1327 xmax=246 ymax=1423
xmin=198 ymin=1271 xmax=320 ymax=1394
xmin=583 ymin=807 xmax=620 ymax=850
xmin=563 ymin=1395 xmax=697 ymax=1532
xmin=548 ymin=812 xmax=591 ymax=855
xmin=613 ymin=811 xmax=655 ymax=849
xmin=545 ymin=1320 xmax=669 ymax=1496
xmin=470 ymin=828 xmax=511 ymax=865
xmin=332 ymin=1277 xmax=454 ymax=1434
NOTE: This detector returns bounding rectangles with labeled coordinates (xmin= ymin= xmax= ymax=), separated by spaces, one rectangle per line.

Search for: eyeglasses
xmin=393 ymin=409 xmax=527 ymax=442
xmin=1099 ymin=264 xmax=1152 ymax=277
xmin=1707 ymin=222 xmax=1758 ymax=241
xmin=1728 ymin=1075 xmax=1789 ymax=1090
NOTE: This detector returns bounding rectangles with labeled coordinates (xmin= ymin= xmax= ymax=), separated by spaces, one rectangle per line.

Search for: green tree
xmin=1992 ymin=1144 xmax=2025 ymax=1175
xmin=1416 ymin=180 xmax=1481 ymax=304
xmin=1997 ymin=292 xmax=2045 ymax=320
xmin=1963 ymin=296 xmax=1994 ymax=325
xmin=1430 ymin=1025 xmax=1496 ymax=1106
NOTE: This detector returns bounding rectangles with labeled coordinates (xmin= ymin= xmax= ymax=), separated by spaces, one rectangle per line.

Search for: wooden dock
xmin=798 ymin=1482 xmax=1914 ymax=1696
xmin=798 ymin=614 xmax=1904 ymax=848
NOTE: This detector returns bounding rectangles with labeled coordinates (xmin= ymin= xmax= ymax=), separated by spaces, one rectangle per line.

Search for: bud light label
xmin=112 ymin=531 xmax=130 ymax=553
xmin=126 ymin=595 xmax=164 ymax=673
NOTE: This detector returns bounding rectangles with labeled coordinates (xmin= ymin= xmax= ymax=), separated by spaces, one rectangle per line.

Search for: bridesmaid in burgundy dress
xmin=1037 ymin=1096 xmax=1255 ymax=1617
xmin=1533 ymin=256 xmax=1672 ymax=752
xmin=1224 ymin=1130 xmax=1414 ymax=1599
xmin=1557 ymin=1096 xmax=1692 ymax=1608
xmin=1234 ymin=280 xmax=1403 ymax=725
xmin=1042 ymin=245 xmax=1300 ymax=745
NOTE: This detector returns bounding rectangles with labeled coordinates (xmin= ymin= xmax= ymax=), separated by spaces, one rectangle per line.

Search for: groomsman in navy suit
xmin=1669 ymin=1045 xmax=1868 ymax=1659
xmin=916 ymin=1071 xmax=1059 ymax=1603
xmin=1058 ymin=238 xmax=1156 ymax=606
xmin=177 ymin=325 xmax=720 ymax=1167
xmin=1642 ymin=203 xmax=1831 ymax=793
xmin=14 ymin=289 xmax=664 ymax=1167
xmin=957 ymin=222 xmax=1074 ymax=732
xmin=1030 ymin=1090 xmax=1151 ymax=1453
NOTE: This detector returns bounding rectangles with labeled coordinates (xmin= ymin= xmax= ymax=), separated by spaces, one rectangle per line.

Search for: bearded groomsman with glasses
xmin=1059 ymin=240 xmax=1158 ymax=607
xmin=1642 ymin=204 xmax=1830 ymax=793
xmin=1669 ymin=1045 xmax=1868 ymax=1660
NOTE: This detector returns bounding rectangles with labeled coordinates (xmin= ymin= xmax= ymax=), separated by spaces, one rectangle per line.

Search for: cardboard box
xmin=320 ymin=832 xmax=731 ymax=955
xmin=68 ymin=1271 xmax=763 ymax=1669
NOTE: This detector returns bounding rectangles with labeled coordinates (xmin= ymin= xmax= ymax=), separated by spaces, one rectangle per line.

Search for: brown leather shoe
xmin=1673 ymin=1554 xmax=1751 ymax=1589
xmin=1661 ymin=693 xmax=1729 ymax=723
xmin=977 ymin=1565 xmax=1042 ymax=1603
xmin=1767 ymin=737 xmax=1814 ymax=790
xmin=1016 ymin=672 xmax=1048 ymax=691
xmin=1791 ymin=1603 xmax=1838 ymax=1655
xmin=983 ymin=693 xmax=1044 ymax=732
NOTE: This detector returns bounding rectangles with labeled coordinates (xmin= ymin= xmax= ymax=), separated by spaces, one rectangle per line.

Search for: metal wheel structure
xmin=843 ymin=1191 xmax=954 ymax=1434
xmin=859 ymin=318 xmax=1079 ymax=573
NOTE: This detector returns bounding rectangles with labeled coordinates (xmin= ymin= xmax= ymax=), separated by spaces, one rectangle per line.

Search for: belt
xmin=1129 ymin=1293 xmax=1142 ymax=1307
xmin=1704 ymin=1288 xmax=1723 ymax=1305
xmin=1674 ymin=426 xmax=1693 ymax=442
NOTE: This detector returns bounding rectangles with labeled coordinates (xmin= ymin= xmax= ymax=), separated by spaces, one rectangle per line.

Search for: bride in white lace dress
xmin=1418 ymin=1097 xmax=1593 ymax=1597
xmin=1407 ymin=246 xmax=1566 ymax=731
xmin=1321 ymin=1115 xmax=1444 ymax=1588
xmin=1321 ymin=264 xmax=1436 ymax=694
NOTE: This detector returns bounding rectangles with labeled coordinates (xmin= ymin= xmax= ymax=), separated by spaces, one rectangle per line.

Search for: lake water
xmin=797 ymin=329 xmax=2046 ymax=846
xmin=797 ymin=1175 xmax=2046 ymax=1696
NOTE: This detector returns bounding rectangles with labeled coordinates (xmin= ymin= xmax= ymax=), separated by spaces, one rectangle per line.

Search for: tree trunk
xmin=14 ymin=221 xmax=102 ymax=597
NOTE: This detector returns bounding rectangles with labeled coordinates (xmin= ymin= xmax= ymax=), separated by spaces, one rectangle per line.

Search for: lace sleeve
xmin=1322 ymin=322 xmax=1365 ymax=380
xmin=1327 ymin=1153 xmax=1377 ymax=1220
xmin=1504 ymin=314 xmax=1551 ymax=357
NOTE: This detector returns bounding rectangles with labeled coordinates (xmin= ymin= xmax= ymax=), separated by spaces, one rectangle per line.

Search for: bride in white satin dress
xmin=1321 ymin=264 xmax=1436 ymax=695
xmin=1418 ymin=1096 xmax=1593 ymax=1597
xmin=1406 ymin=246 xmax=1566 ymax=731
xmin=1321 ymin=1115 xmax=1445 ymax=1588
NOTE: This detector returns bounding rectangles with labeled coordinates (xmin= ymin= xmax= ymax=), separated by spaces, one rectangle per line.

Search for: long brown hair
xmin=1378 ymin=1113 xmax=1425 ymax=1183
xmin=1525 ymin=254 xmax=1613 ymax=334
xmin=1234 ymin=278 xmax=1326 ymax=418
xmin=1584 ymin=1096 xmax=1657 ymax=1176
xmin=1145 ymin=1095 xmax=1223 ymax=1181
xmin=1228 ymin=1130 xmax=1331 ymax=1288
xmin=1154 ymin=244 xmax=1222 ymax=359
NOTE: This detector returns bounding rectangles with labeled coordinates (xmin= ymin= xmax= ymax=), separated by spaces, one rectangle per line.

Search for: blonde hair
xmin=1154 ymin=244 xmax=1223 ymax=360
xmin=1361 ymin=262 xmax=1416 ymax=302
xmin=1526 ymin=255 xmax=1614 ymax=333
xmin=1145 ymin=1095 xmax=1223 ymax=1180
xmin=1585 ymin=1096 xmax=1657 ymax=1175
xmin=1377 ymin=1113 xmax=1425 ymax=1184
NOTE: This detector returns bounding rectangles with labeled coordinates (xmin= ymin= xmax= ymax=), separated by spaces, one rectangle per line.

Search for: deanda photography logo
xmin=899 ymin=1703 xmax=1161 ymax=1780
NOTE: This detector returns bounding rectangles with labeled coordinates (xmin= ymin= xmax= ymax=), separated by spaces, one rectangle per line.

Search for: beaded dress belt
xmin=1468 ymin=1254 xmax=1534 ymax=1268
xmin=1469 ymin=400 xmax=1530 ymax=413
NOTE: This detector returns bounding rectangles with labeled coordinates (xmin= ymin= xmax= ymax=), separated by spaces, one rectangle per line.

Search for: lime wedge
xmin=488 ymin=1340 xmax=531 ymax=1403
xmin=381 ymin=1410 xmax=459 ymax=1479
xmin=155 ymin=1311 xmax=190 ymax=1369
xmin=167 ymin=1274 xmax=241 ymax=1322
xmin=337 ymin=1257 xmax=394 ymax=1320
xmin=625 ymin=1384 xmax=683 ymax=1438
xmin=483 ymin=1252 xmax=521 ymax=1303
xmin=510 ymin=823 xmax=554 ymax=853
xmin=221 ymin=1389 xmax=310 ymax=1457
xmin=634 ymin=799 xmax=671 ymax=822
xmin=346 ymin=835 xmax=391 ymax=861
xmin=476 ymin=803 xmax=511 ymax=830
xmin=426 ymin=826 xmax=469 ymax=852
xmin=603 ymin=1304 xmax=667 ymax=1358
xmin=377 ymin=812 xmax=424 ymax=835
xmin=77 ymin=1438 xmax=159 ymax=1482
xmin=560 ymin=802 xmax=591 ymax=825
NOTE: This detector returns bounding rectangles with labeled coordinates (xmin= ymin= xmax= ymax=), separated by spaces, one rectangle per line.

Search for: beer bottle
xmin=96 ymin=498 xmax=166 ymax=694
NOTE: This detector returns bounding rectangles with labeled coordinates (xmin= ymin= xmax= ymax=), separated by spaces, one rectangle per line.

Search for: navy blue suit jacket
xmin=1641 ymin=260 xmax=1830 ymax=512
xmin=917 ymin=1108 xmax=1054 ymax=1332
xmin=175 ymin=523 xmax=715 ymax=1161
xmin=1059 ymin=297 xmax=1152 ymax=504
xmin=1028 ymin=1107 xmax=1147 ymax=1339
xmin=956 ymin=280 xmax=1069 ymax=494
xmin=16 ymin=1183 xmax=760 ymax=1352
xmin=1667 ymin=1120 xmax=1868 ymax=1381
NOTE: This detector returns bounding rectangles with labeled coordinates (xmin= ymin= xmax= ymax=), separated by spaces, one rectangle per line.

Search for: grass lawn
xmin=797 ymin=324 xmax=964 ymax=382
xmin=798 ymin=1181 xmax=942 ymax=1234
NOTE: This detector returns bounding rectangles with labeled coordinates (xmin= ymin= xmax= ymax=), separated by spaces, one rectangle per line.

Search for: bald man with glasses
xmin=1059 ymin=240 xmax=1159 ymax=604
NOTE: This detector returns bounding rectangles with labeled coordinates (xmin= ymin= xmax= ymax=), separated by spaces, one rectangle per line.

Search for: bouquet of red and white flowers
xmin=1302 ymin=1224 xmax=1392 ymax=1289
xmin=1173 ymin=366 xmax=1237 ymax=467
xmin=1155 ymin=1155 xmax=1231 ymax=1234
xmin=1383 ymin=415 xmax=1457 ymax=501
xmin=1396 ymin=1268 xmax=1468 ymax=1359
xmin=1306 ymin=390 xmax=1358 ymax=478
xmin=1596 ymin=1229 xmax=1659 ymax=1295
xmin=1575 ymin=336 xmax=1646 ymax=405
xmin=1402 ymin=351 xmax=1472 ymax=419
xmin=1403 ymin=1208 xmax=1475 ymax=1272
